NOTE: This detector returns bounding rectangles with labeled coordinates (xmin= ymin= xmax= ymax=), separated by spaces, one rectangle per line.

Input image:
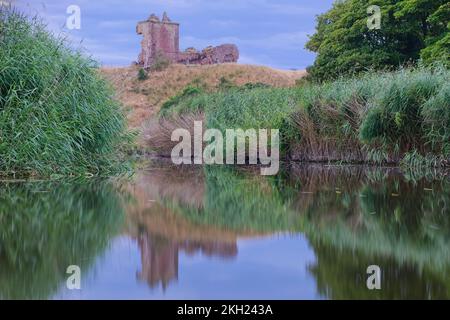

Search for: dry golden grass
xmin=144 ymin=112 xmax=205 ymax=156
xmin=99 ymin=63 xmax=306 ymax=130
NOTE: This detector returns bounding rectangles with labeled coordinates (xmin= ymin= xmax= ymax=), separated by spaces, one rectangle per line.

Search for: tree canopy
xmin=306 ymin=0 xmax=449 ymax=82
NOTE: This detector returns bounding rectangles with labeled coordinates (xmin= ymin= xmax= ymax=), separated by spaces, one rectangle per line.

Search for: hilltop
xmin=99 ymin=64 xmax=306 ymax=129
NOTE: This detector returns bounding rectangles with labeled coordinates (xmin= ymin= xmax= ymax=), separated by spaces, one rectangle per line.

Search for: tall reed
xmin=0 ymin=9 xmax=129 ymax=177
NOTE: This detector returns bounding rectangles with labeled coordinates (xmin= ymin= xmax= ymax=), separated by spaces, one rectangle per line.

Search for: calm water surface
xmin=1 ymin=162 xmax=449 ymax=299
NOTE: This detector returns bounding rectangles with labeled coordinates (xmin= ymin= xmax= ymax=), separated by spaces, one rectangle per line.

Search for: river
xmin=0 ymin=161 xmax=449 ymax=299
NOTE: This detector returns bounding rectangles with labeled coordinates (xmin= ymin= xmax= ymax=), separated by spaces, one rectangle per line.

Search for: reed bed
xmin=149 ymin=66 xmax=449 ymax=167
xmin=0 ymin=9 xmax=129 ymax=177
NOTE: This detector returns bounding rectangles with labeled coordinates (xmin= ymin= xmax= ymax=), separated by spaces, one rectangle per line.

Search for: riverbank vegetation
xmin=0 ymin=9 xmax=129 ymax=178
xmin=2 ymin=2 xmax=448 ymax=174
xmin=148 ymin=66 xmax=449 ymax=167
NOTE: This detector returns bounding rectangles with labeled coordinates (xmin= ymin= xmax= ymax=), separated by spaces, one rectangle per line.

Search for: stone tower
xmin=136 ymin=12 xmax=180 ymax=68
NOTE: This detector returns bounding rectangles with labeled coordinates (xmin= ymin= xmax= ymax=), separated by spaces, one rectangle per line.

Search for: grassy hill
xmin=100 ymin=63 xmax=306 ymax=129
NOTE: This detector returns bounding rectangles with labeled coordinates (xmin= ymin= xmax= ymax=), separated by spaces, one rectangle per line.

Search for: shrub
xmin=137 ymin=68 xmax=148 ymax=81
xmin=159 ymin=85 xmax=205 ymax=117
xmin=217 ymin=76 xmax=236 ymax=91
xmin=0 ymin=9 xmax=128 ymax=177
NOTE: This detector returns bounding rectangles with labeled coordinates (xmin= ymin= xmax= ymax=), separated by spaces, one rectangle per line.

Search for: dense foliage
xmin=157 ymin=66 xmax=450 ymax=164
xmin=305 ymin=0 xmax=449 ymax=82
xmin=0 ymin=10 xmax=128 ymax=177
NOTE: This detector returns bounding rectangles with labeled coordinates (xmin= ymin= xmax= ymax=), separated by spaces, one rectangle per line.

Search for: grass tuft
xmin=0 ymin=9 xmax=130 ymax=177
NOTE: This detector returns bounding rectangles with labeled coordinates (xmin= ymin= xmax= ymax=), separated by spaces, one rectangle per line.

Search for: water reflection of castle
xmin=136 ymin=232 xmax=238 ymax=289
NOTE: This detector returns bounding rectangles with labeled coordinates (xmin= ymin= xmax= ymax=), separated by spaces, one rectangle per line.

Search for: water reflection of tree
xmin=0 ymin=181 xmax=125 ymax=299
xmin=308 ymin=242 xmax=450 ymax=299
xmin=286 ymin=165 xmax=450 ymax=298
xmin=292 ymin=166 xmax=450 ymax=273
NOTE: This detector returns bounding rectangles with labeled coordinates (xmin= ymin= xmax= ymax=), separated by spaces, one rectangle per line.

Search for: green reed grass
xmin=158 ymin=65 xmax=449 ymax=166
xmin=0 ymin=9 xmax=130 ymax=177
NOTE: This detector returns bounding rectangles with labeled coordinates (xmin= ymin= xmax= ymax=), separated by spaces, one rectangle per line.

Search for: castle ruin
xmin=137 ymin=12 xmax=239 ymax=68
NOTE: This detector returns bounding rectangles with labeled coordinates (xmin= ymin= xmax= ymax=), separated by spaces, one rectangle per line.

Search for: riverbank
xmin=145 ymin=66 xmax=449 ymax=168
xmin=2 ymin=8 xmax=448 ymax=177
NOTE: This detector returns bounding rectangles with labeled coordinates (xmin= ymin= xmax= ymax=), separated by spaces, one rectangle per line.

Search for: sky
xmin=15 ymin=0 xmax=335 ymax=70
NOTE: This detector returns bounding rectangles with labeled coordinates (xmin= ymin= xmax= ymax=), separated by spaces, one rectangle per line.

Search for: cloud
xmin=13 ymin=0 xmax=333 ymax=69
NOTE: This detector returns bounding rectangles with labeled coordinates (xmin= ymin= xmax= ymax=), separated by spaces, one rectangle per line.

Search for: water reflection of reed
xmin=286 ymin=164 xmax=450 ymax=273
xmin=0 ymin=181 xmax=125 ymax=299
xmin=125 ymin=161 xmax=450 ymax=298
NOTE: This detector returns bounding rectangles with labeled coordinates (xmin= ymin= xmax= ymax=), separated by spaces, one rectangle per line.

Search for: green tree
xmin=418 ymin=3 xmax=450 ymax=66
xmin=306 ymin=0 xmax=449 ymax=82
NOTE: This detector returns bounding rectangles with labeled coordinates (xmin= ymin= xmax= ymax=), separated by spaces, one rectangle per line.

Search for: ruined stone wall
xmin=177 ymin=44 xmax=239 ymax=65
